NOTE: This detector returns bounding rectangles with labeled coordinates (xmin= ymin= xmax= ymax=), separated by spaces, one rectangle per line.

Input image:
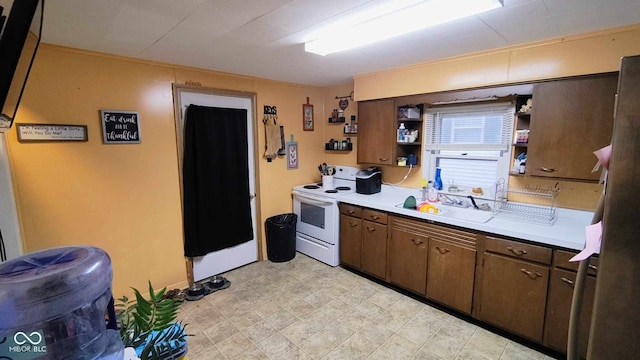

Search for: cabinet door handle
xmin=349 ymin=222 xmax=358 ymax=228
xmin=366 ymin=226 xmax=376 ymax=233
xmin=435 ymin=246 xmax=449 ymax=254
xmin=520 ymin=268 xmax=542 ymax=280
xmin=411 ymin=238 xmax=423 ymax=246
xmin=588 ymin=264 xmax=598 ymax=272
xmin=507 ymin=247 xmax=527 ymax=256
xmin=369 ymin=215 xmax=380 ymax=221
xmin=561 ymin=277 xmax=575 ymax=287
xmin=539 ymin=167 xmax=557 ymax=173
xmin=380 ymin=158 xmax=389 ymax=162
xmin=347 ymin=210 xmax=355 ymax=214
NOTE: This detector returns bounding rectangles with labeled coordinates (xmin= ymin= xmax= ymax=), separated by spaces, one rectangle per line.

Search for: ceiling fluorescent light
xmin=305 ymin=0 xmax=504 ymax=56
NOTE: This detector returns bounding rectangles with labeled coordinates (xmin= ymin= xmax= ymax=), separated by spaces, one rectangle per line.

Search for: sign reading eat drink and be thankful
xmin=100 ymin=110 xmax=141 ymax=144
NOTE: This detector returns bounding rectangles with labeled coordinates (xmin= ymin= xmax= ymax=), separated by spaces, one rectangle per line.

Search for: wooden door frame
xmin=171 ymin=84 xmax=263 ymax=285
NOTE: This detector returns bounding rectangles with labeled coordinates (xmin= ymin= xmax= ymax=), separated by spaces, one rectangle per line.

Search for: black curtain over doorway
xmin=182 ymin=105 xmax=253 ymax=257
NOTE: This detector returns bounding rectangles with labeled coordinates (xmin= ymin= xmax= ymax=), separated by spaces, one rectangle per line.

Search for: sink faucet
xmin=467 ymin=195 xmax=480 ymax=209
xmin=440 ymin=194 xmax=464 ymax=206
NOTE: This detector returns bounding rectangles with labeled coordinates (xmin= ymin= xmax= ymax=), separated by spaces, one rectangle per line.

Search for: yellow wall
xmin=354 ymin=24 xmax=640 ymax=100
xmin=6 ymin=44 xmax=339 ymax=297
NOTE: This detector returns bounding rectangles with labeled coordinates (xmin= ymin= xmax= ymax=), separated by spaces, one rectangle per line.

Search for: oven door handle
xmin=292 ymin=190 xmax=337 ymax=206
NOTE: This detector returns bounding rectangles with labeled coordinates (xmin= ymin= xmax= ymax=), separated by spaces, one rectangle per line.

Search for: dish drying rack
xmin=493 ymin=178 xmax=559 ymax=225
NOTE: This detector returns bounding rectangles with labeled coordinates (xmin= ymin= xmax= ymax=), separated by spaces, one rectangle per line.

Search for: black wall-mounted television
xmin=0 ymin=0 xmax=43 ymax=131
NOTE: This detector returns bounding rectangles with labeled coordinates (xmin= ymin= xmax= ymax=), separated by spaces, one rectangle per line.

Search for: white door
xmin=174 ymin=86 xmax=258 ymax=282
xmin=0 ymin=133 xmax=23 ymax=262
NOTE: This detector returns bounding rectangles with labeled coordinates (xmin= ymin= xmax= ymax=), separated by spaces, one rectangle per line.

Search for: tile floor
xmin=178 ymin=253 xmax=557 ymax=360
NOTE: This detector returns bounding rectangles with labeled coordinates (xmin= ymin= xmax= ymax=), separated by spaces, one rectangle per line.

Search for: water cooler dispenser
xmin=0 ymin=246 xmax=124 ymax=359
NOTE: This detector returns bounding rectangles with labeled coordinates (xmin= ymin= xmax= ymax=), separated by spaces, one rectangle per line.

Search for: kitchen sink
xmin=440 ymin=206 xmax=494 ymax=223
xmin=394 ymin=202 xmax=494 ymax=224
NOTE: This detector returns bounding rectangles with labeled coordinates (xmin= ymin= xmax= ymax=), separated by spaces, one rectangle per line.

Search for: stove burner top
xmin=303 ymin=185 xmax=320 ymax=189
xmin=325 ymin=189 xmax=338 ymax=193
xmin=335 ymin=186 xmax=351 ymax=191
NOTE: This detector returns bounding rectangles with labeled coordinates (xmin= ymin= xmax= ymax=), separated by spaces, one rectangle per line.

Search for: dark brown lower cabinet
xmin=544 ymin=268 xmax=596 ymax=358
xmin=341 ymin=209 xmax=600 ymax=356
xmin=389 ymin=218 xmax=428 ymax=295
xmin=427 ymin=238 xmax=476 ymax=314
xmin=339 ymin=213 xmax=361 ymax=269
xmin=479 ymin=253 xmax=549 ymax=342
xmin=361 ymin=220 xmax=387 ymax=280
xmin=339 ymin=205 xmax=388 ymax=280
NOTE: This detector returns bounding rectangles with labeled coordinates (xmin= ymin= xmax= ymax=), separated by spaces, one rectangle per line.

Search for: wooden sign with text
xmin=16 ymin=124 xmax=88 ymax=142
xmin=100 ymin=110 xmax=141 ymax=144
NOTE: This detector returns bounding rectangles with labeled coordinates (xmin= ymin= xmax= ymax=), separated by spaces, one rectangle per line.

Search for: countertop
xmin=338 ymin=184 xmax=594 ymax=251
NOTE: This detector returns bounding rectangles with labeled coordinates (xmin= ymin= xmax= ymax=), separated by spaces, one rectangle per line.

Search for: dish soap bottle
xmin=397 ymin=123 xmax=406 ymax=142
xmin=434 ymin=167 xmax=443 ymax=190
xmin=427 ymin=181 xmax=439 ymax=202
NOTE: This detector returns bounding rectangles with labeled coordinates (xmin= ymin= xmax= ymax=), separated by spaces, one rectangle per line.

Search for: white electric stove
xmin=292 ymin=165 xmax=360 ymax=266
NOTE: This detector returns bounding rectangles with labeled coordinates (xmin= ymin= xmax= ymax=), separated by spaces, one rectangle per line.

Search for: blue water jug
xmin=0 ymin=246 xmax=124 ymax=360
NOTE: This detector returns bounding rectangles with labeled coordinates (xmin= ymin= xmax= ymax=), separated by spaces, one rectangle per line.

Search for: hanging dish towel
xmin=264 ymin=116 xmax=280 ymax=160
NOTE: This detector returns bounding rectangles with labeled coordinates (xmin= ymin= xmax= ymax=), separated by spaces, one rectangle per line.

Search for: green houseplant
xmin=116 ymin=281 xmax=187 ymax=360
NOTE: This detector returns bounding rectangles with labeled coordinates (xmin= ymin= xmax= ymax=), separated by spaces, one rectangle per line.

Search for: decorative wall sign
xmin=338 ymin=98 xmax=349 ymax=110
xmin=16 ymin=123 xmax=88 ymax=142
xmin=286 ymin=134 xmax=298 ymax=169
xmin=263 ymin=105 xmax=279 ymax=162
xmin=303 ymin=97 xmax=313 ymax=131
xmin=100 ymin=110 xmax=141 ymax=144
xmin=335 ymin=91 xmax=354 ymax=110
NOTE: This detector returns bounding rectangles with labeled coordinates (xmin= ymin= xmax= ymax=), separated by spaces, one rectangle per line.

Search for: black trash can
xmin=265 ymin=213 xmax=297 ymax=262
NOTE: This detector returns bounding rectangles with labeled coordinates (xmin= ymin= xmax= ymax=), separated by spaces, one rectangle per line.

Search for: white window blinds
xmin=436 ymin=157 xmax=499 ymax=189
xmin=425 ymin=102 xmax=514 ymax=151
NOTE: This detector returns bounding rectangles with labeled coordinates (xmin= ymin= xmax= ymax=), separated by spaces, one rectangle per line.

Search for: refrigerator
xmin=585 ymin=54 xmax=640 ymax=358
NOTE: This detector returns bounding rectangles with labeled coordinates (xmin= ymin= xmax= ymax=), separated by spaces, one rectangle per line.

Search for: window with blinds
xmin=422 ymin=102 xmax=515 ymax=190
xmin=425 ymin=102 xmax=514 ymax=151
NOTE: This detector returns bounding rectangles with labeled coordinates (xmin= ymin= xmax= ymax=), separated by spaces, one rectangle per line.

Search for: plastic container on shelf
xmin=397 ymin=123 xmax=406 ymax=142
xmin=398 ymin=107 xmax=420 ymax=119
xmin=515 ymin=129 xmax=530 ymax=143
xmin=0 ymin=246 xmax=123 ymax=360
xmin=519 ymin=161 xmax=526 ymax=174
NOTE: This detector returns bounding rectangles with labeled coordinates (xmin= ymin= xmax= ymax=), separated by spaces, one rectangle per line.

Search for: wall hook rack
xmin=263 ymin=105 xmax=277 ymax=115
xmin=263 ymin=105 xmax=278 ymax=125
xmin=335 ymin=92 xmax=353 ymax=111
xmin=335 ymin=91 xmax=354 ymax=101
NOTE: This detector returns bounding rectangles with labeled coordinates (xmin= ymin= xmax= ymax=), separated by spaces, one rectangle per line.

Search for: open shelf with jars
xmin=510 ymin=95 xmax=532 ymax=176
xmin=396 ymin=104 xmax=423 ymax=167
xmin=325 ymin=138 xmax=353 ymax=151
xmin=343 ymin=115 xmax=358 ymax=135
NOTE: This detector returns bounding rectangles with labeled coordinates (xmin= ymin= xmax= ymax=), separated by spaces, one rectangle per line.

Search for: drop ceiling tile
xmin=226 ymin=19 xmax=290 ymax=47
xmin=41 ymin=0 xmax=126 ymax=49
xmin=480 ymin=0 xmax=559 ymax=44
xmin=544 ymin=0 xmax=640 ymax=35
xmin=259 ymin=0 xmax=371 ymax=33
xmin=104 ymin=4 xmax=180 ymax=47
